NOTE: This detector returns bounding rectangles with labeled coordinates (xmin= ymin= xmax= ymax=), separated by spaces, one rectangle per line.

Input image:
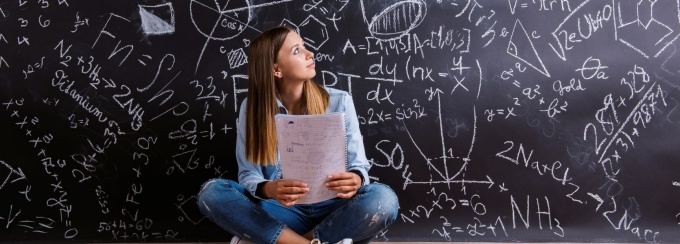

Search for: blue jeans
xmin=197 ymin=179 xmax=398 ymax=244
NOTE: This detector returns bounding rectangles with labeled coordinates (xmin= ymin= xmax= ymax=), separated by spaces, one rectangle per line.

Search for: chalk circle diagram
xmin=360 ymin=0 xmax=427 ymax=40
xmin=190 ymin=0 xmax=251 ymax=41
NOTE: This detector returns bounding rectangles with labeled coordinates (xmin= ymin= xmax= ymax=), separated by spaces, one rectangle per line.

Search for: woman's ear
xmin=273 ymin=64 xmax=282 ymax=78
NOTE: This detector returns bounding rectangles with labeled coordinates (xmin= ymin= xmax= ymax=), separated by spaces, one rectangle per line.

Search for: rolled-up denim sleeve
xmin=235 ymin=99 xmax=268 ymax=199
xmin=343 ymin=93 xmax=371 ymax=186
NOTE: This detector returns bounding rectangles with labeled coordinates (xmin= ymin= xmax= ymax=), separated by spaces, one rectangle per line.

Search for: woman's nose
xmin=305 ymin=49 xmax=314 ymax=59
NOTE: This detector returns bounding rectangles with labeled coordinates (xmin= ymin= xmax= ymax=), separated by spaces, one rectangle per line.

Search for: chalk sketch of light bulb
xmin=360 ymin=0 xmax=427 ymax=40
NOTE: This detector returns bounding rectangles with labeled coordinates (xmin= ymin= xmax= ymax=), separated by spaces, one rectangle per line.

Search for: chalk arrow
xmin=0 ymin=161 xmax=27 ymax=190
xmin=588 ymin=192 xmax=604 ymax=211
xmin=449 ymin=175 xmax=495 ymax=188
xmin=101 ymin=78 xmax=117 ymax=89
xmin=0 ymin=56 xmax=8 ymax=69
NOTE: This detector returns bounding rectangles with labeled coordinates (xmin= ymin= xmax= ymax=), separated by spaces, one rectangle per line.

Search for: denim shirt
xmin=235 ymin=87 xmax=371 ymax=199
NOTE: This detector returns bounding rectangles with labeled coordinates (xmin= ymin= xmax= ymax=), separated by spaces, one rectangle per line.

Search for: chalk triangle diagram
xmin=507 ymin=19 xmax=550 ymax=77
xmin=139 ymin=3 xmax=175 ymax=35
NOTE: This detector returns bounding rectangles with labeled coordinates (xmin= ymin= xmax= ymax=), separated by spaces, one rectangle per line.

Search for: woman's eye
xmin=294 ymin=48 xmax=299 ymax=54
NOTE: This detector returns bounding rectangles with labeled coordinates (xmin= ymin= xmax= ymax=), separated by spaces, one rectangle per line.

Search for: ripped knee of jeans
xmin=197 ymin=179 xmax=223 ymax=213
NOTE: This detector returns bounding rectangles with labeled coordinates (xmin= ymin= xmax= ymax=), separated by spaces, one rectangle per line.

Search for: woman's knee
xmin=197 ymin=179 xmax=238 ymax=213
xmin=364 ymin=183 xmax=399 ymax=219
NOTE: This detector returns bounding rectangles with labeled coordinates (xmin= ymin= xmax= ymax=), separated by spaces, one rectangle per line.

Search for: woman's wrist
xmin=349 ymin=170 xmax=364 ymax=185
xmin=256 ymin=181 xmax=269 ymax=198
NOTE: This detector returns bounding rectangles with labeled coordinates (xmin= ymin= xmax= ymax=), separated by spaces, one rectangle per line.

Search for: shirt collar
xmin=275 ymin=98 xmax=288 ymax=114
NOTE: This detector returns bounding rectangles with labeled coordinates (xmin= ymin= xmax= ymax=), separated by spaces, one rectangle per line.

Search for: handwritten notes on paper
xmin=275 ymin=112 xmax=347 ymax=204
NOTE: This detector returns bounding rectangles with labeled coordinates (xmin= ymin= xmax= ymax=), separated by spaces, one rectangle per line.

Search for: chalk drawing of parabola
xmin=360 ymin=0 xmax=427 ymax=40
xmin=190 ymin=0 xmax=251 ymax=41
xmin=307 ymin=150 xmax=326 ymax=164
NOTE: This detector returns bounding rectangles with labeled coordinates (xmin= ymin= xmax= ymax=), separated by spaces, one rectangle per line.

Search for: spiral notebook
xmin=275 ymin=112 xmax=347 ymax=204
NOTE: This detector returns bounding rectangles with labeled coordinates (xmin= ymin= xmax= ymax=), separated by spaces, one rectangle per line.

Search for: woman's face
xmin=274 ymin=31 xmax=316 ymax=82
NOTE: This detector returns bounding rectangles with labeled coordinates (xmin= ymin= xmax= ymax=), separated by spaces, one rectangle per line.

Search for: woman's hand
xmin=264 ymin=180 xmax=309 ymax=207
xmin=325 ymin=172 xmax=362 ymax=198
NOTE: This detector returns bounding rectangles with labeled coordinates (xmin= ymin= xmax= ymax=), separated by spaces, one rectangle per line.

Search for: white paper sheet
xmin=275 ymin=112 xmax=347 ymax=204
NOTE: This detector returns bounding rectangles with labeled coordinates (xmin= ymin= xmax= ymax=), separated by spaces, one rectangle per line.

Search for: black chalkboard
xmin=2 ymin=0 xmax=680 ymax=242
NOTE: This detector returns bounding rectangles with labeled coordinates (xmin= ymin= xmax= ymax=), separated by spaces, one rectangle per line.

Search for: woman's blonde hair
xmin=245 ymin=26 xmax=329 ymax=166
